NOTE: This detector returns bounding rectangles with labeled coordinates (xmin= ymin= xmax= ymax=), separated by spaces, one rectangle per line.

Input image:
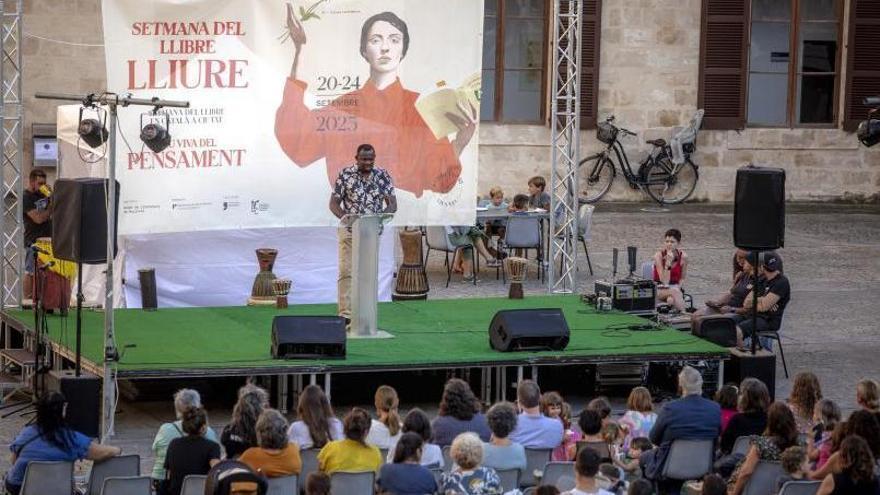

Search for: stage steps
xmin=0 ymin=348 xmax=34 ymax=400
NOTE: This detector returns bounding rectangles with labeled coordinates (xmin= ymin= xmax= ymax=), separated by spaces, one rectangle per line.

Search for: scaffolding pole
xmin=0 ymin=0 xmax=23 ymax=308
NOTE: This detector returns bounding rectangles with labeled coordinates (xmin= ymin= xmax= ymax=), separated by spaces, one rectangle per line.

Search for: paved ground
xmin=1 ymin=202 xmax=878 ymax=477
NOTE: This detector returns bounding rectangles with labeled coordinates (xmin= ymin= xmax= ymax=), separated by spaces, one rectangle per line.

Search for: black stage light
xmin=140 ymin=112 xmax=171 ymax=153
xmin=77 ymin=107 xmax=108 ymax=149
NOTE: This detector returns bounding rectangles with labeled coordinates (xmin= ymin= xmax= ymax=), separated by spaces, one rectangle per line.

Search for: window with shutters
xmin=843 ymin=0 xmax=880 ymax=131
xmin=481 ymin=0 xmax=549 ymax=123
xmin=746 ymin=0 xmax=841 ymax=127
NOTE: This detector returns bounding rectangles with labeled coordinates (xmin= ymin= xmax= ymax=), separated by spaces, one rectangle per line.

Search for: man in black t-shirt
xmin=736 ymin=251 xmax=790 ymax=350
xmin=22 ymin=169 xmax=53 ymax=298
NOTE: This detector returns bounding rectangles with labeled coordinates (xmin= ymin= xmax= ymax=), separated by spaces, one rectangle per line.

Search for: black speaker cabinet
xmin=489 ymin=308 xmax=570 ymax=352
xmin=734 ymin=166 xmax=785 ymax=250
xmin=47 ymin=370 xmax=101 ymax=438
xmin=271 ymin=316 xmax=346 ymax=359
xmin=724 ymin=348 xmax=777 ymax=400
xmin=52 ymin=178 xmax=120 ymax=264
xmin=693 ymin=314 xmax=738 ymax=347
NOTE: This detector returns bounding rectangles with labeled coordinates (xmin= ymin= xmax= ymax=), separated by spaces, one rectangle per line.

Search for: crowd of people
xmin=5 ymin=371 xmax=879 ymax=495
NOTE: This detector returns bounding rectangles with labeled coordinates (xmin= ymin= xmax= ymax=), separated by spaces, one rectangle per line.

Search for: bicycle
xmin=578 ymin=112 xmax=702 ymax=205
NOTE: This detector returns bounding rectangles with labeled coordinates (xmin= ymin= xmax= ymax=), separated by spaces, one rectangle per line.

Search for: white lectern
xmin=348 ymin=213 xmax=394 ymax=338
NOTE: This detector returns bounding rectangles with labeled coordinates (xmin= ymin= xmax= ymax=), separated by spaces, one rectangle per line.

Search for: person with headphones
xmin=735 ymin=251 xmax=790 ymax=350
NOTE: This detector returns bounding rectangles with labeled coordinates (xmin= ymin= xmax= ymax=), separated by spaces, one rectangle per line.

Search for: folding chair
xmin=660 ymin=438 xmax=714 ymax=481
xmin=502 ymin=216 xmax=544 ymax=282
xmin=181 ymin=474 xmax=207 ymax=495
xmin=425 ymin=226 xmax=476 ymax=287
xmin=20 ymin=460 xmax=74 ymax=495
xmin=87 ymin=454 xmax=140 ymax=495
xmin=742 ymin=461 xmax=784 ymax=495
xmin=100 ymin=476 xmax=151 ymax=495
xmin=265 ymin=474 xmax=297 ymax=495
xmin=758 ymin=315 xmax=789 ymax=378
xmin=496 ymin=468 xmax=521 ymax=492
xmin=329 ymin=471 xmax=375 ymax=494
xmin=732 ymin=436 xmax=752 ymax=456
xmin=779 ymin=480 xmax=821 ymax=495
xmin=521 ymin=448 xmax=552 ymax=487
xmin=298 ymin=449 xmax=320 ymax=494
xmin=539 ymin=462 xmax=576 ymax=491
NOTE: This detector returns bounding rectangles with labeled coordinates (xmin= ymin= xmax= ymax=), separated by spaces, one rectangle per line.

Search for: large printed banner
xmin=102 ymin=0 xmax=483 ymax=234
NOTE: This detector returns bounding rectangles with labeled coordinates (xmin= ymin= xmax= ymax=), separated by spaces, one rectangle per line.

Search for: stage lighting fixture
xmin=77 ymin=107 xmax=108 ymax=149
xmin=140 ymin=112 xmax=171 ymax=153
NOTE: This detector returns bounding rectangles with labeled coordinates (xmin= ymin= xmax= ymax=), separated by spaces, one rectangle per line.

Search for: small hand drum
xmin=505 ymin=256 xmax=528 ymax=299
xmin=272 ymin=278 xmax=292 ymax=309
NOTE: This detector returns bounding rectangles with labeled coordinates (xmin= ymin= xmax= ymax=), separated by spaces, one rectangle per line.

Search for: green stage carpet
xmin=6 ymin=296 xmax=724 ymax=374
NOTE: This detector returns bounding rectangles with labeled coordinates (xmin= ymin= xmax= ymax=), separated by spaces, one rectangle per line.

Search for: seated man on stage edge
xmin=329 ymin=144 xmax=397 ymax=330
xmin=735 ymin=251 xmax=790 ymax=350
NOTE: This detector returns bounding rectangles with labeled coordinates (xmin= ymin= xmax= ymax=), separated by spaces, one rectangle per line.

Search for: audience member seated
xmin=509 ymin=379 xmax=564 ymax=450
xmin=775 ymin=446 xmax=809 ymax=492
xmin=239 ymin=409 xmax=301 ymax=478
xmin=305 ymin=471 xmax=331 ymax=495
xmin=287 ymin=384 xmax=343 ymax=450
xmin=728 ymin=402 xmax=800 ymax=495
xmin=810 ymin=409 xmax=880 ymax=481
xmin=222 ymin=383 xmax=270 ymax=459
xmin=857 ymin=378 xmax=880 ymax=414
xmin=720 ymin=378 xmax=770 ymax=455
xmin=816 ymin=435 xmax=880 ymax=495
xmin=377 ymin=432 xmax=438 ymax=495
xmin=731 ymin=248 xmax=748 ymax=284
xmin=626 ymin=478 xmax=652 ymax=495
xmin=619 ymin=386 xmax=657 ymax=452
xmin=317 ymin=407 xmax=382 ymax=474
xmin=481 ymin=401 xmax=527 ymax=472
xmin=447 ymin=225 xmax=500 ymax=280
xmin=432 ymin=378 xmax=491 ymax=447
xmin=614 ymin=437 xmax=652 ymax=475
xmin=577 ymin=409 xmax=612 ymax=464
xmin=787 ymin=372 xmax=823 ymax=436
xmin=587 ymin=397 xmax=614 ymax=427
xmin=528 ymin=176 xmax=551 ymax=210
xmin=639 ymin=366 xmax=720 ymax=481
xmin=561 ymin=448 xmax=614 ymax=495
xmin=4 ymin=392 xmax=121 ymax=495
xmin=598 ymin=463 xmax=625 ymax=494
xmin=700 ymin=473 xmax=726 ymax=495
xmin=165 ymin=406 xmax=222 ymax=495
xmin=536 ymin=486 xmax=562 ymax=495
xmin=366 ymin=385 xmax=402 ymax=450
xmin=734 ymin=251 xmax=790 ymax=350
xmin=714 ymin=384 xmax=738 ymax=435
xmin=439 ymin=432 xmax=501 ymax=495
xmin=556 ymin=402 xmax=581 ymax=462
xmin=692 ymin=254 xmax=755 ymax=330
xmin=808 ymin=399 xmax=841 ymax=471
xmin=385 ymin=408 xmax=443 ymax=467
xmin=151 ymin=388 xmax=219 ymax=493
xmin=652 ymin=228 xmax=689 ymax=312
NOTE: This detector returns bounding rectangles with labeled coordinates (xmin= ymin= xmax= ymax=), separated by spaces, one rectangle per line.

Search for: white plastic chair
xmin=265 ymin=474 xmax=298 ymax=495
xmin=87 ymin=454 xmax=140 ymax=495
xmin=100 ymin=475 xmax=151 ymax=495
xmin=180 ymin=474 xmax=207 ymax=495
xmin=20 ymin=460 xmax=74 ymax=495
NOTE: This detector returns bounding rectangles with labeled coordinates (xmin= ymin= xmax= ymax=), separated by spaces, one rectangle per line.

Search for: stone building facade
xmin=19 ymin=0 xmax=880 ymax=202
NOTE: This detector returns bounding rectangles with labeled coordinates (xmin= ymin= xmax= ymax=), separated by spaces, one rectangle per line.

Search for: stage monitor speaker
xmin=734 ymin=166 xmax=785 ymax=250
xmin=489 ymin=308 xmax=570 ymax=352
xmin=724 ymin=348 xmax=777 ymax=400
xmin=693 ymin=314 xmax=738 ymax=347
xmin=47 ymin=370 xmax=101 ymax=438
xmin=52 ymin=178 xmax=120 ymax=264
xmin=271 ymin=316 xmax=346 ymax=359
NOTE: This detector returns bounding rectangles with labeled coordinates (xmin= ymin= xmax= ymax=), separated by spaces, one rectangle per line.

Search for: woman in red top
xmin=652 ymin=228 xmax=688 ymax=311
xmin=275 ymin=8 xmax=476 ymax=198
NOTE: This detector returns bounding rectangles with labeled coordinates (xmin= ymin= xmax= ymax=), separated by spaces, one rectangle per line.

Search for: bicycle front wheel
xmin=578 ymin=155 xmax=616 ymax=204
xmin=644 ymin=158 xmax=699 ymax=205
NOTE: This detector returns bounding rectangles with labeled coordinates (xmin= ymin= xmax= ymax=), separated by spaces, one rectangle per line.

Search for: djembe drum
xmin=392 ymin=229 xmax=429 ymax=301
xmin=248 ymin=248 xmax=278 ymax=306
xmin=272 ymin=278 xmax=292 ymax=309
xmin=506 ymin=256 xmax=528 ymax=299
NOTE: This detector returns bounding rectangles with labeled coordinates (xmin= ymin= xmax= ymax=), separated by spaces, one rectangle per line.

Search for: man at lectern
xmin=329 ymin=144 xmax=397 ymax=330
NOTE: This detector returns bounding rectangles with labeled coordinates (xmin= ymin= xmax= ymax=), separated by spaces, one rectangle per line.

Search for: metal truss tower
xmin=0 ymin=0 xmax=23 ymax=308
xmin=548 ymin=0 xmax=582 ymax=293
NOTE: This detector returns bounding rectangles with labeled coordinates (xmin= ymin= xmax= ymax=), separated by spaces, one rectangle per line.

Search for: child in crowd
xmin=700 ymin=473 xmax=726 ymax=495
xmin=483 ymin=186 xmax=508 ymax=239
xmin=509 ymin=193 xmax=529 ymax=213
xmin=305 ymin=472 xmax=330 ymax=495
xmin=714 ymin=384 xmax=739 ymax=434
xmin=528 ymin=176 xmax=551 ymax=210
xmin=626 ymin=479 xmax=652 ymax=495
xmin=598 ymin=463 xmax=626 ymax=495
xmin=587 ymin=397 xmax=614 ymax=427
xmin=776 ymin=446 xmax=809 ymax=491
xmin=618 ymin=387 xmax=657 ymax=452
xmin=856 ymin=378 xmax=879 ymax=412
xmin=575 ymin=409 xmax=612 ymax=463
xmin=556 ymin=402 xmax=581 ymax=462
xmin=613 ymin=437 xmax=652 ymax=474
xmin=536 ymin=486 xmax=561 ymax=495
xmin=541 ymin=391 xmax=564 ymax=419
xmin=808 ymin=398 xmax=841 ymax=470
xmin=601 ymin=423 xmax=623 ymax=451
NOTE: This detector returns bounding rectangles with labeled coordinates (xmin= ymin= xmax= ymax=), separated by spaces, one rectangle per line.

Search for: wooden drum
xmin=506 ymin=256 xmax=528 ymax=299
xmin=393 ymin=229 xmax=429 ymax=301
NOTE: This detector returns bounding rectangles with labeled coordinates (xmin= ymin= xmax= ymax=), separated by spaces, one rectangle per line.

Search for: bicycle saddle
xmin=646 ymin=138 xmax=667 ymax=147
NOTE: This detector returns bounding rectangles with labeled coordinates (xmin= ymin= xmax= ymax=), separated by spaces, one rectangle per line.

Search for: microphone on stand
xmin=627 ymin=246 xmax=638 ymax=277
xmin=30 ymin=245 xmax=51 ymax=256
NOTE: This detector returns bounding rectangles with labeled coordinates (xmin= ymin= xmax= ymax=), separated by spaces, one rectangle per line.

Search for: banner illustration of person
xmin=275 ymin=6 xmax=478 ymax=198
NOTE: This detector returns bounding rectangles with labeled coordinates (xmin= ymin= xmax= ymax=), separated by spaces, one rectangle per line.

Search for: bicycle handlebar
xmin=619 ymin=128 xmax=636 ymax=137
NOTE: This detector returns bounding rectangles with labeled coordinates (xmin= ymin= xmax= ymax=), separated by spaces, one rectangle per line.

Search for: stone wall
xmin=20 ymin=0 xmax=880 ymax=201
xmin=477 ymin=0 xmax=879 ymax=202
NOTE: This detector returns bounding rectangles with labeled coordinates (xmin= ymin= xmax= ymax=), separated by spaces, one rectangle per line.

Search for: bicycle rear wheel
xmin=578 ymin=155 xmax=616 ymax=204
xmin=644 ymin=158 xmax=698 ymax=205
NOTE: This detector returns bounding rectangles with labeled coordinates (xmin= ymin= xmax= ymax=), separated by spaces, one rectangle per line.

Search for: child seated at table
xmin=528 ymin=176 xmax=551 ymax=210
xmin=509 ymin=194 xmax=529 ymax=214
xmin=483 ymin=186 xmax=508 ymax=238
